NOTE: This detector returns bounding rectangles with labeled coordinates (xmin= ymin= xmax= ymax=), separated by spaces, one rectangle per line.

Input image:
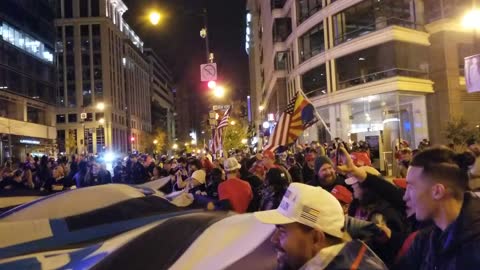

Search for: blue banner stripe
xmin=0 ymin=209 xmax=201 ymax=260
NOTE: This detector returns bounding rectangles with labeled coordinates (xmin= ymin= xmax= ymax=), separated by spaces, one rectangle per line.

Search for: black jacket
xmin=288 ymin=163 xmax=304 ymax=183
xmin=302 ymin=165 xmax=315 ymax=184
xmin=259 ymin=185 xmax=287 ymax=211
xmin=132 ymin=162 xmax=149 ymax=184
xmin=395 ymin=192 xmax=480 ymax=270
xmin=348 ymin=197 xmax=406 ymax=266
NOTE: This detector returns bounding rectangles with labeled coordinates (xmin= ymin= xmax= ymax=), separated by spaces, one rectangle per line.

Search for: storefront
xmin=305 ymin=92 xmax=429 ymax=175
xmin=1 ymin=135 xmax=55 ymax=163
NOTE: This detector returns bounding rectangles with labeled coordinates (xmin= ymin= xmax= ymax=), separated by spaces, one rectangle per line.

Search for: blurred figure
xmin=218 ymin=158 xmax=252 ymax=213
xmin=113 ymin=159 xmax=127 ymax=183
xmin=0 ymin=169 xmax=31 ymax=190
xmin=302 ymin=153 xmax=316 ymax=184
xmin=331 ymin=184 xmax=353 ymax=214
xmin=259 ymin=168 xmax=289 ymax=211
xmin=287 ymin=154 xmax=303 ymax=183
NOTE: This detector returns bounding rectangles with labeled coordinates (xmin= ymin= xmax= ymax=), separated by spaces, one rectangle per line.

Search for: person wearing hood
xmin=255 ymin=183 xmax=388 ymax=270
xmin=394 ymin=147 xmax=480 ymax=270
xmin=307 ymin=155 xmax=347 ymax=192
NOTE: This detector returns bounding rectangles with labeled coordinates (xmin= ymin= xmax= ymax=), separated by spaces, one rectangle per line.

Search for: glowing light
xmin=208 ymin=80 xmax=217 ymax=89
xmin=149 ymin=11 xmax=161 ymax=25
xmin=104 ymin=152 xmax=115 ymax=163
xmin=462 ymin=9 xmax=480 ymax=29
xmin=96 ymin=102 xmax=105 ymax=111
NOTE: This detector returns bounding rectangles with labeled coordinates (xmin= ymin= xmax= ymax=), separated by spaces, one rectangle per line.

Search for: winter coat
xmin=302 ymin=165 xmax=315 ymax=184
xmin=288 ymin=163 xmax=304 ymax=183
xmin=348 ymin=193 xmax=406 ymax=266
xmin=258 ymin=185 xmax=287 ymax=211
xmin=132 ymin=162 xmax=149 ymax=184
xmin=395 ymin=192 xmax=480 ymax=270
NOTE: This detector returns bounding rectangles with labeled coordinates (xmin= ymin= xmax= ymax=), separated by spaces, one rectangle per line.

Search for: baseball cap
xmin=224 ymin=157 xmax=241 ymax=172
xmin=331 ymin=185 xmax=353 ymax=204
xmin=350 ymin=152 xmax=371 ymax=167
xmin=263 ymin=150 xmax=275 ymax=160
xmin=254 ymin=183 xmax=345 ymax=238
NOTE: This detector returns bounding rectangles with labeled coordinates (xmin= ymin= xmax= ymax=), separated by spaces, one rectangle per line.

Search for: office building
xmin=55 ymin=0 xmax=151 ymax=154
xmin=144 ymin=48 xmax=176 ymax=143
xmin=247 ymin=0 xmax=480 ymax=173
xmin=0 ymin=0 xmax=57 ymax=163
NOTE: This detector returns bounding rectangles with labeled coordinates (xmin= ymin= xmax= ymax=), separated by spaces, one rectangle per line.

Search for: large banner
xmin=465 ymin=54 xmax=480 ymax=93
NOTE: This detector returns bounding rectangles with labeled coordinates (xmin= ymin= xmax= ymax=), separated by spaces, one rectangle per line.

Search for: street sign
xmin=200 ymin=63 xmax=217 ymax=82
xmin=212 ymin=105 xmax=230 ymax=111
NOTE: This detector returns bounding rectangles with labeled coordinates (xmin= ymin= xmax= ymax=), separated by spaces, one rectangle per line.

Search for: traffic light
xmin=207 ymin=80 xmax=216 ymax=89
xmin=130 ymin=136 xmax=135 ymax=142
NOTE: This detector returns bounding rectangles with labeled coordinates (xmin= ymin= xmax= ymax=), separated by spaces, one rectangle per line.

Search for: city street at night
xmin=1 ymin=0 xmax=480 ymax=269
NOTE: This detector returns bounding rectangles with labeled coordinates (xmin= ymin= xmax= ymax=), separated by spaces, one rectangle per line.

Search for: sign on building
xmin=465 ymin=54 xmax=480 ymax=93
xmin=200 ymin=63 xmax=217 ymax=82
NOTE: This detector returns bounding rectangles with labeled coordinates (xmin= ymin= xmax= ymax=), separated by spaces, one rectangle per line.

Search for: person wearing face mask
xmin=307 ymin=155 xmax=347 ymax=192
xmin=255 ymin=182 xmax=388 ymax=270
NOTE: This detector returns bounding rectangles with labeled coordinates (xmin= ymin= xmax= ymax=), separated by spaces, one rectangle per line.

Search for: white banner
xmin=465 ymin=54 xmax=480 ymax=93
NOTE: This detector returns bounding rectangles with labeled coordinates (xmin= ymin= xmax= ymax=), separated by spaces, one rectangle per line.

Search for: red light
xmin=130 ymin=137 xmax=135 ymax=142
xmin=207 ymin=80 xmax=216 ymax=89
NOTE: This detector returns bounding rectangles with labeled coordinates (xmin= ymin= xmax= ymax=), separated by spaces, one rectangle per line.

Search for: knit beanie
xmin=314 ymin=156 xmax=333 ymax=173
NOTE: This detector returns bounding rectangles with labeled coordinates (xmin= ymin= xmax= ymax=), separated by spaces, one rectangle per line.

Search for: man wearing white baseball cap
xmin=254 ymin=183 xmax=387 ymax=270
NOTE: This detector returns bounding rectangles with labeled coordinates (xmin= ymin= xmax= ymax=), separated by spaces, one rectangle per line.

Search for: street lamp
xmin=98 ymin=118 xmax=105 ymax=125
xmin=96 ymin=102 xmax=105 ymax=111
xmin=230 ymin=120 xmax=236 ymax=125
xmin=153 ymin=139 xmax=158 ymax=145
xmin=172 ymin=143 xmax=178 ymax=150
xmin=462 ymin=9 xmax=480 ymax=29
xmin=149 ymin=11 xmax=162 ymax=25
xmin=213 ymin=86 xmax=225 ymax=98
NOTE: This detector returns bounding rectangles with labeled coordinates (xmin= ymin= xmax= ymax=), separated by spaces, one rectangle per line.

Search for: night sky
xmin=123 ymin=0 xmax=249 ymax=104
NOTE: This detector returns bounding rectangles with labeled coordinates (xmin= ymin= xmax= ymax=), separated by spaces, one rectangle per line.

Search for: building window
xmin=333 ymin=0 xmax=415 ymax=46
xmin=96 ymin=127 xmax=105 ymax=152
xmin=86 ymin=113 xmax=93 ymax=122
xmin=0 ymin=22 xmax=54 ymax=63
xmin=56 ymin=113 xmax=66 ymax=124
xmin=57 ymin=130 xmax=66 ymax=153
xmin=83 ymin=85 xmax=92 ymax=107
xmin=91 ymin=0 xmax=100 ymax=17
xmin=273 ymin=18 xmax=292 ymax=42
xmin=64 ymin=0 xmax=73 ymax=18
xmin=274 ymin=51 xmax=288 ymax=70
xmin=298 ymin=22 xmax=325 ymax=62
xmin=297 ymin=0 xmax=324 ymax=23
xmin=27 ymin=106 xmax=46 ymax=125
xmin=302 ymin=64 xmax=327 ymax=98
xmin=80 ymin=0 xmax=89 ymax=17
xmin=68 ymin=113 xmax=77 ymax=123
xmin=336 ymin=41 xmax=429 ymax=90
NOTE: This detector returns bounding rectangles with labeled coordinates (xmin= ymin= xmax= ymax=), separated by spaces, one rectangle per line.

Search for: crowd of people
xmin=1 ymin=137 xmax=480 ymax=269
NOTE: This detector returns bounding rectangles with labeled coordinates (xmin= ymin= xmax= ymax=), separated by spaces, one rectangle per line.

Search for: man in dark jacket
xmin=394 ymin=147 xmax=480 ymax=270
xmin=132 ymin=156 xmax=149 ymax=184
xmin=307 ymin=155 xmax=347 ymax=192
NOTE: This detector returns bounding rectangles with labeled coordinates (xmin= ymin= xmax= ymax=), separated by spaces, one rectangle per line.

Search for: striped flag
xmin=263 ymin=94 xmax=297 ymax=151
xmin=264 ymin=91 xmax=319 ymax=151
xmin=211 ymin=106 xmax=231 ymax=154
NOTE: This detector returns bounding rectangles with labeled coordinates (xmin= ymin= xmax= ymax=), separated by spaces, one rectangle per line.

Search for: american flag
xmin=263 ymin=93 xmax=297 ymax=151
xmin=211 ymin=106 xmax=231 ymax=154
xmin=263 ymin=91 xmax=319 ymax=151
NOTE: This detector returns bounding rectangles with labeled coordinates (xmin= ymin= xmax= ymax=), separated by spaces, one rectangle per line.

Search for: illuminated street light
xmin=172 ymin=144 xmax=178 ymax=150
xmin=262 ymin=121 xmax=270 ymax=129
xmin=96 ymin=102 xmax=105 ymax=111
xmin=98 ymin=118 xmax=105 ymax=125
xmin=462 ymin=9 xmax=480 ymax=29
xmin=213 ymin=86 xmax=225 ymax=98
xmin=259 ymin=105 xmax=265 ymax=112
xmin=153 ymin=139 xmax=158 ymax=145
xmin=230 ymin=120 xmax=236 ymax=125
xmin=208 ymin=80 xmax=216 ymax=89
xmin=241 ymin=138 xmax=248 ymax=144
xmin=149 ymin=11 xmax=161 ymax=25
